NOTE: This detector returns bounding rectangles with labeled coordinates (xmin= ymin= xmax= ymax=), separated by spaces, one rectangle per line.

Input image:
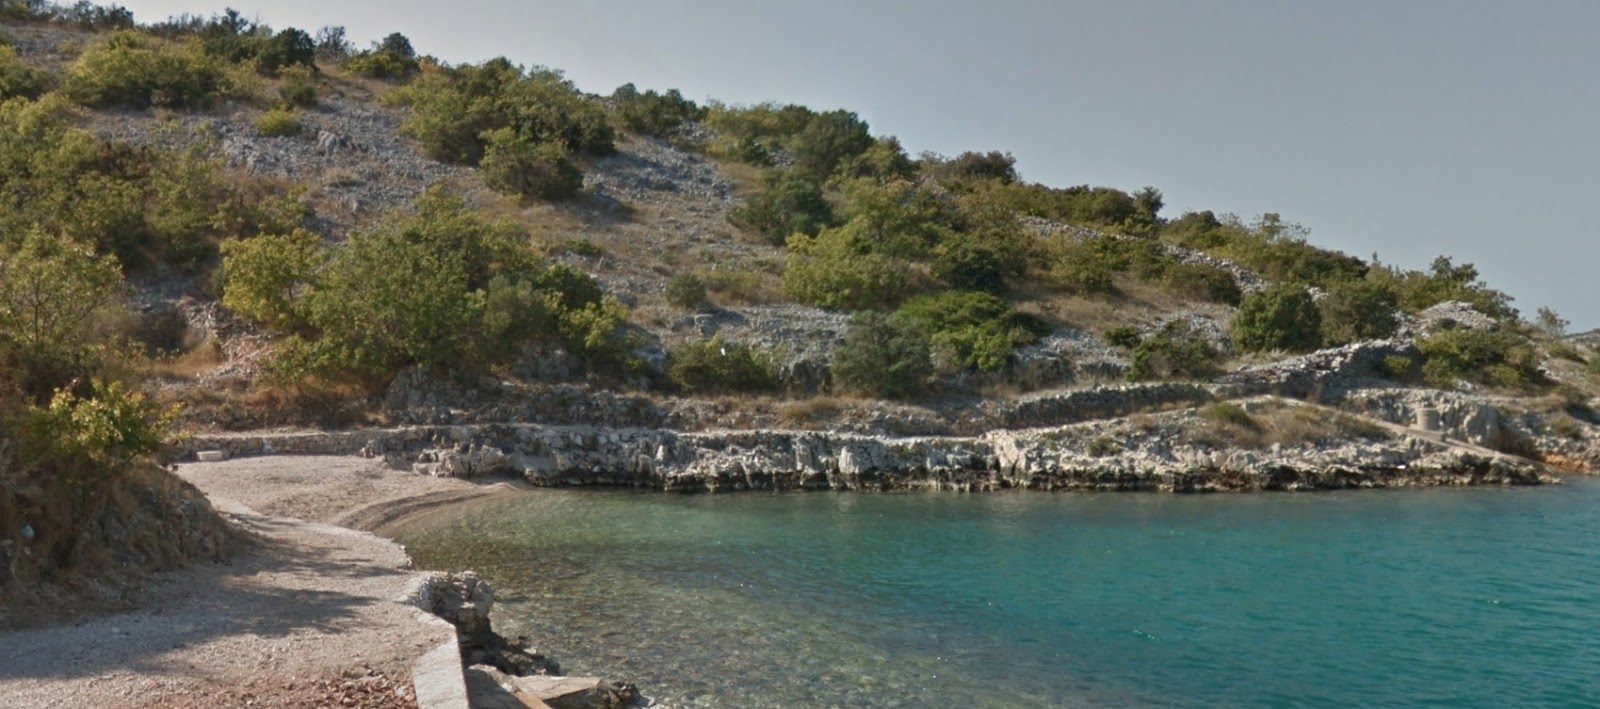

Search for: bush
xmin=1127 ymin=321 xmax=1219 ymax=381
xmin=64 ymin=31 xmax=233 ymax=109
xmin=791 ymin=109 xmax=874 ymax=180
xmin=1319 ymin=279 xmax=1399 ymax=345
xmin=1232 ymin=284 xmax=1322 ymax=353
xmin=611 ymin=83 xmax=703 ymax=137
xmin=894 ymin=291 xmax=1045 ymax=373
xmin=666 ymin=335 xmax=779 ymax=394
xmin=344 ymin=47 xmax=417 ymax=80
xmin=1375 ymin=256 xmax=1516 ymax=321
xmin=831 ymin=311 xmax=931 ymax=398
xmin=1163 ymin=263 xmax=1241 ymax=306
xmin=13 ymin=380 xmax=173 ymax=495
xmin=1200 ymin=401 xmax=1258 ymax=430
xmin=1378 ymin=354 xmax=1418 ymax=381
xmin=727 ymin=169 xmax=834 ymax=246
xmin=1103 ymin=324 xmax=1143 ymax=350
xmin=782 ymin=225 xmax=911 ymax=311
xmin=218 ymin=230 xmax=323 ymax=331
xmin=0 ymin=45 xmax=47 ymax=100
xmin=479 ymin=129 xmax=584 ymax=201
xmin=255 ymin=108 xmax=301 ymax=136
xmin=1417 ymin=329 xmax=1544 ymax=390
xmin=665 ymin=273 xmax=707 ymax=310
xmin=276 ymin=65 xmax=317 ymax=108
xmin=932 ymin=240 xmax=1007 ymax=294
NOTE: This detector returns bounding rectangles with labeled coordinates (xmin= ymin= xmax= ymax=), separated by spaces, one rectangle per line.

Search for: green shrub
xmin=218 ymin=230 xmax=323 ymax=331
xmin=0 ymin=45 xmax=47 ymax=100
xmin=344 ymin=31 xmax=419 ymax=80
xmin=1378 ymin=354 xmax=1418 ymax=382
xmin=782 ymin=225 xmax=911 ymax=311
xmin=1163 ymin=263 xmax=1241 ymax=306
xmin=479 ymin=128 xmax=584 ymax=201
xmin=1417 ymin=329 xmax=1544 ymax=390
xmin=665 ymin=273 xmax=707 ymax=310
xmin=1128 ymin=321 xmax=1219 ymax=381
xmin=831 ymin=311 xmax=931 ymax=398
xmin=667 ymin=335 xmax=779 ymax=394
xmin=1103 ymin=324 xmax=1142 ymax=350
xmin=1370 ymin=255 xmax=1516 ymax=321
xmin=727 ymin=169 xmax=834 ymax=246
xmin=894 ymin=290 xmax=1045 ymax=373
xmin=611 ymin=83 xmax=704 ymax=137
xmin=932 ymin=240 xmax=1007 ymax=294
xmin=13 ymin=380 xmax=173 ymax=496
xmin=1086 ymin=436 xmax=1121 ymax=457
xmin=276 ymin=65 xmax=318 ymax=108
xmin=255 ymin=108 xmax=302 ymax=136
xmin=1233 ymin=284 xmax=1322 ymax=353
xmin=791 ymin=109 xmax=874 ymax=181
xmin=1319 ymin=279 xmax=1400 ymax=345
xmin=63 ymin=31 xmax=233 ymax=109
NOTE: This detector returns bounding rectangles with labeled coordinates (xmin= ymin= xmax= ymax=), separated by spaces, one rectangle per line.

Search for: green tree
xmin=0 ymin=229 xmax=123 ymax=399
xmin=218 ymin=230 xmax=323 ymax=331
xmin=480 ymin=128 xmax=584 ymax=201
xmin=1232 ymin=284 xmax=1322 ymax=353
xmin=666 ymin=335 xmax=779 ymax=394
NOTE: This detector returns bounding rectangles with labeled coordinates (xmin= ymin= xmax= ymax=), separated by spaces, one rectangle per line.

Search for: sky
xmin=115 ymin=0 xmax=1600 ymax=330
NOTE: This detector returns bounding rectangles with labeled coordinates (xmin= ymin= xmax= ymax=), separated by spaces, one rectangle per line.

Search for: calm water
xmin=395 ymin=478 xmax=1600 ymax=708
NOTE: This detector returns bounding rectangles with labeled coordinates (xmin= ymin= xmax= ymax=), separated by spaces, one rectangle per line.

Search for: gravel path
xmin=0 ymin=456 xmax=505 ymax=708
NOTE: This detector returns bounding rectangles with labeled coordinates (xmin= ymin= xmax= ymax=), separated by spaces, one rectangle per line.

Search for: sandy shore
xmin=0 ymin=456 xmax=514 ymax=708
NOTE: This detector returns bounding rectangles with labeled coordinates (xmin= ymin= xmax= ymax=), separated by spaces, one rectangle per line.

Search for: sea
xmin=394 ymin=476 xmax=1600 ymax=708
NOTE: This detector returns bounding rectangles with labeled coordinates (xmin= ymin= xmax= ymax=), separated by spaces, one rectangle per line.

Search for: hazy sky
xmin=115 ymin=0 xmax=1599 ymax=330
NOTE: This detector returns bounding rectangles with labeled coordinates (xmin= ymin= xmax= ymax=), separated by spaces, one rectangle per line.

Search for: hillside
xmin=3 ymin=0 xmax=1600 ymax=619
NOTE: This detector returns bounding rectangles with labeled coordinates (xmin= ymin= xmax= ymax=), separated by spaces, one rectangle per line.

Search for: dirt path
xmin=0 ymin=456 xmax=507 ymax=708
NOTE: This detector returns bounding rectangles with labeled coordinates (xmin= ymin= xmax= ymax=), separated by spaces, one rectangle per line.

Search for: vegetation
xmin=343 ymin=32 xmax=419 ymax=80
xmin=666 ymin=336 xmax=779 ymax=394
xmin=1416 ymin=328 xmax=1544 ymax=391
xmin=219 ymin=188 xmax=638 ymax=381
xmin=893 ymin=291 xmax=1046 ymax=373
xmin=1232 ymin=284 xmax=1322 ymax=353
xmin=665 ymin=273 xmax=708 ymax=310
xmin=831 ymin=311 xmax=932 ymax=398
xmin=727 ymin=169 xmax=834 ymax=246
xmin=1318 ymin=279 xmax=1400 ymax=346
xmin=1122 ymin=321 xmax=1221 ymax=382
xmin=255 ymin=108 xmax=301 ymax=136
xmin=63 ymin=30 xmax=234 ymax=109
xmin=611 ymin=83 xmax=703 ymax=137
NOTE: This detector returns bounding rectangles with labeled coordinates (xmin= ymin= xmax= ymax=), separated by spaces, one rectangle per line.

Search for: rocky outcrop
xmin=417 ymin=573 xmax=561 ymax=677
xmin=418 ymin=573 xmax=642 ymax=708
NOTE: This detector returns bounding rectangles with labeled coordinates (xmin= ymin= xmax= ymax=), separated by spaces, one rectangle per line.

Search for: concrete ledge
xmin=413 ymin=638 xmax=469 ymax=709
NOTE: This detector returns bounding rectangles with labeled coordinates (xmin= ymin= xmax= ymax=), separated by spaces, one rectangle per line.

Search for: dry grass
xmin=1186 ymin=400 xmax=1391 ymax=449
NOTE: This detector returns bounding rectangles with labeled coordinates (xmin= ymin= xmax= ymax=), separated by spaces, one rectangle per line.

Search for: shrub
xmin=393 ymin=59 xmax=614 ymax=165
xmin=64 ymin=31 xmax=233 ymax=109
xmin=922 ymin=150 xmax=1019 ymax=187
xmin=1378 ymin=354 xmax=1418 ymax=382
xmin=1417 ymin=329 xmax=1544 ymax=390
xmin=1232 ymin=284 xmax=1322 ymax=353
xmin=218 ymin=230 xmax=323 ymax=331
xmin=1163 ymin=263 xmax=1241 ymax=306
xmin=1201 ymin=401 xmax=1259 ymax=430
xmin=1372 ymin=256 xmax=1516 ymax=321
xmin=479 ymin=129 xmax=584 ymax=201
xmin=790 ymin=109 xmax=874 ymax=180
xmin=831 ymin=311 xmax=931 ymax=398
xmin=894 ymin=291 xmax=1045 ymax=373
xmin=932 ymin=240 xmax=1007 ymax=294
xmin=255 ymin=108 xmax=301 ymax=136
xmin=782 ymin=226 xmax=911 ymax=311
xmin=0 ymin=45 xmax=47 ymax=100
xmin=13 ymin=380 xmax=173 ymax=495
xmin=275 ymin=65 xmax=317 ymax=108
xmin=727 ymin=169 xmax=834 ymax=246
xmin=666 ymin=335 xmax=779 ymax=394
xmin=1127 ymin=321 xmax=1220 ymax=381
xmin=343 ymin=33 xmax=418 ymax=80
xmin=254 ymin=27 xmax=316 ymax=75
xmin=611 ymin=83 xmax=703 ymax=137
xmin=665 ymin=273 xmax=707 ymax=310
xmin=1319 ymin=279 xmax=1399 ymax=345
xmin=1103 ymin=324 xmax=1143 ymax=350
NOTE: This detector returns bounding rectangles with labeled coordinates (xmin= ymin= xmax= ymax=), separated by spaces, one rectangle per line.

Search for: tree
xmin=791 ymin=109 xmax=873 ymax=181
xmin=1535 ymin=306 xmax=1569 ymax=338
xmin=0 ymin=229 xmax=123 ymax=399
xmin=727 ymin=169 xmax=834 ymax=245
xmin=1232 ymin=284 xmax=1322 ymax=353
xmin=831 ymin=311 xmax=931 ymax=398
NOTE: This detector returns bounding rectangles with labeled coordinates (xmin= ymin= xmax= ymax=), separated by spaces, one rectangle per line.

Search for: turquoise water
xmin=396 ymin=478 xmax=1600 ymax=708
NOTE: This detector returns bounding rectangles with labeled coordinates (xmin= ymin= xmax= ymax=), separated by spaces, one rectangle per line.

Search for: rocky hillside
xmin=0 ymin=5 xmax=1597 ymax=495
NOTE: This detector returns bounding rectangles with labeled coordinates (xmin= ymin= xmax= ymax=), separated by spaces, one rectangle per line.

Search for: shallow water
xmin=395 ymin=477 xmax=1600 ymax=708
